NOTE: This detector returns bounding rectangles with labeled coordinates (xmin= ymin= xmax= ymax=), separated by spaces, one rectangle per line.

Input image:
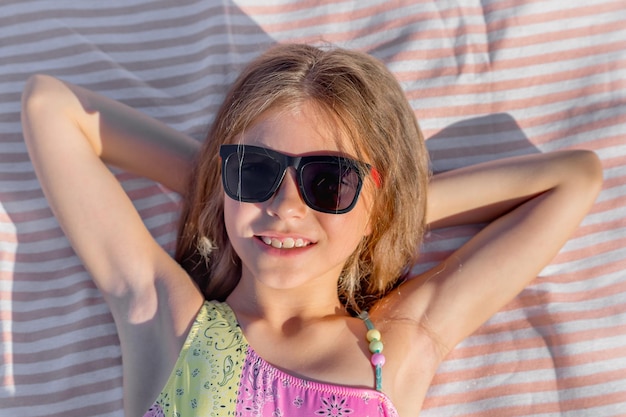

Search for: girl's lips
xmin=258 ymin=236 xmax=313 ymax=249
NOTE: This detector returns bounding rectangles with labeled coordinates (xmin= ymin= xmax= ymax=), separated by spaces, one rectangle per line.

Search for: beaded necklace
xmin=358 ymin=311 xmax=385 ymax=391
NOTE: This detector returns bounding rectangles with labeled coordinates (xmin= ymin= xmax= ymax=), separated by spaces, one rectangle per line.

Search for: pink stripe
xmin=0 ymin=171 xmax=37 ymax=181
xmin=0 ymin=188 xmax=45 ymax=203
xmin=0 ymin=269 xmax=92 ymax=294
xmin=467 ymin=317 xmax=626 ymax=356
xmin=487 ymin=0 xmax=624 ymax=29
xmin=522 ymin=122 xmax=626 ymax=150
xmin=598 ymin=193 xmax=626 ymax=213
xmin=427 ymin=390 xmax=626 ymax=417
xmin=9 ymin=356 xmax=121 ymax=386
xmin=413 ymin=77 xmax=626 ymax=119
xmin=522 ymin=118 xmax=626 ymax=149
xmin=0 ymin=296 xmax=104 ymax=322
xmin=1 ymin=246 xmax=76 ymax=264
xmin=0 ymin=224 xmax=64 ymax=245
xmin=0 ymin=232 xmax=173 ymax=264
xmin=0 ymin=206 xmax=53 ymax=223
xmin=537 ymin=257 xmax=626 ymax=286
xmin=429 ymin=368 xmax=626 ymax=401
xmin=425 ymin=380 xmax=626 ymax=417
xmin=551 ymin=236 xmax=626 ymax=265
xmin=240 ymin=1 xmax=623 ymax=38
xmin=401 ymin=58 xmax=626 ymax=101
xmin=423 ymin=116 xmax=624 ymax=148
xmin=0 ymin=152 xmax=30 ymax=164
xmin=237 ymin=1 xmax=423 ymax=17
xmin=7 ymin=333 xmax=118 ymax=362
xmin=418 ymin=217 xmax=623 ymax=266
xmin=494 ymin=319 xmax=626 ymax=350
xmin=286 ymin=6 xmax=624 ymax=57
xmin=396 ymin=38 xmax=626 ymax=85
xmin=136 ymin=201 xmax=180 ymax=219
xmin=1 ymin=375 xmax=122 ymax=408
xmin=6 ymin=312 xmax=114 ymax=344
xmin=481 ymin=0 xmax=552 ymax=14
xmin=601 ymin=153 xmax=626 ymax=170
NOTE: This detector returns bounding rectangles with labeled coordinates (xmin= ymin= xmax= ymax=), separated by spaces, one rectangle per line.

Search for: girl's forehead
xmin=235 ymin=102 xmax=360 ymax=158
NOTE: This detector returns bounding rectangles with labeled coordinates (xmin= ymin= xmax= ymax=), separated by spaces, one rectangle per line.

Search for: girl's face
xmin=223 ymin=102 xmax=374 ymax=294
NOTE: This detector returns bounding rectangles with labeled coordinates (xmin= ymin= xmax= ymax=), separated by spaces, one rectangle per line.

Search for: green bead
xmin=369 ymin=340 xmax=384 ymax=353
xmin=366 ymin=329 xmax=381 ymax=342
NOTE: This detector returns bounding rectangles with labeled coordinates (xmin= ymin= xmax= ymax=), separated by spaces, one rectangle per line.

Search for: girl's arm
xmin=385 ymin=150 xmax=603 ymax=354
xmin=21 ymin=75 xmax=204 ymax=415
xmin=24 ymin=75 xmax=200 ymax=194
xmin=21 ymin=74 xmax=201 ymax=298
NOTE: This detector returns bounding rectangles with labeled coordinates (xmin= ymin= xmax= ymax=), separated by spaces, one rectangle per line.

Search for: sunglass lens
xmin=301 ymin=161 xmax=360 ymax=212
xmin=224 ymin=153 xmax=281 ymax=201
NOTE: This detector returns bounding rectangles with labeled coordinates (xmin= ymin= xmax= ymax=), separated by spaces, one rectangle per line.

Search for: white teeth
xmin=260 ymin=236 xmax=308 ymax=249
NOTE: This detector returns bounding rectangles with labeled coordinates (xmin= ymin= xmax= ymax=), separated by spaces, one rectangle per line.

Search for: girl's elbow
xmin=22 ymin=75 xmax=58 ymax=123
xmin=21 ymin=75 xmax=77 ymax=145
xmin=22 ymin=75 xmax=72 ymax=116
xmin=557 ymin=150 xmax=604 ymax=207
xmin=572 ymin=150 xmax=603 ymax=192
xmin=23 ymin=74 xmax=56 ymax=104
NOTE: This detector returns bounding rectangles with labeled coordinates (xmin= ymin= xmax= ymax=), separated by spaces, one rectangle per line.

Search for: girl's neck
xmin=226 ymin=277 xmax=348 ymax=331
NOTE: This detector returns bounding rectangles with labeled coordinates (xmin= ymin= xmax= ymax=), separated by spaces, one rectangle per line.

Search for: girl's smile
xmin=258 ymin=235 xmax=313 ymax=249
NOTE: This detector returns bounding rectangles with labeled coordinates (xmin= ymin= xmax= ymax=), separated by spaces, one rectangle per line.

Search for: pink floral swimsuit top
xmin=144 ymin=300 xmax=399 ymax=417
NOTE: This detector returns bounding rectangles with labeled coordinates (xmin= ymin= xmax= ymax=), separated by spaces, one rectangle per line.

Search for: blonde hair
xmin=176 ymin=43 xmax=430 ymax=312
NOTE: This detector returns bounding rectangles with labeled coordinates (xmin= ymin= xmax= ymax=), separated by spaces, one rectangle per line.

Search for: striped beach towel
xmin=1 ymin=1 xmax=625 ymax=416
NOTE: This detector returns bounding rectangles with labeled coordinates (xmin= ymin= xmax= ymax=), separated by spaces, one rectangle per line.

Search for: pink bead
xmin=371 ymin=353 xmax=386 ymax=367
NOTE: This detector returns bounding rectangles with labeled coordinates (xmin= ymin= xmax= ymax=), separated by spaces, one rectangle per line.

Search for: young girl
xmin=21 ymin=44 xmax=602 ymax=417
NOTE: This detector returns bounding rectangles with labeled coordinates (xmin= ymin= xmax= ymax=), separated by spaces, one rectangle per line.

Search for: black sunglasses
xmin=219 ymin=144 xmax=379 ymax=214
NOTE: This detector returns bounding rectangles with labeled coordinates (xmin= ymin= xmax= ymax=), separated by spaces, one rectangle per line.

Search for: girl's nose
xmin=265 ymin=169 xmax=308 ymax=219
